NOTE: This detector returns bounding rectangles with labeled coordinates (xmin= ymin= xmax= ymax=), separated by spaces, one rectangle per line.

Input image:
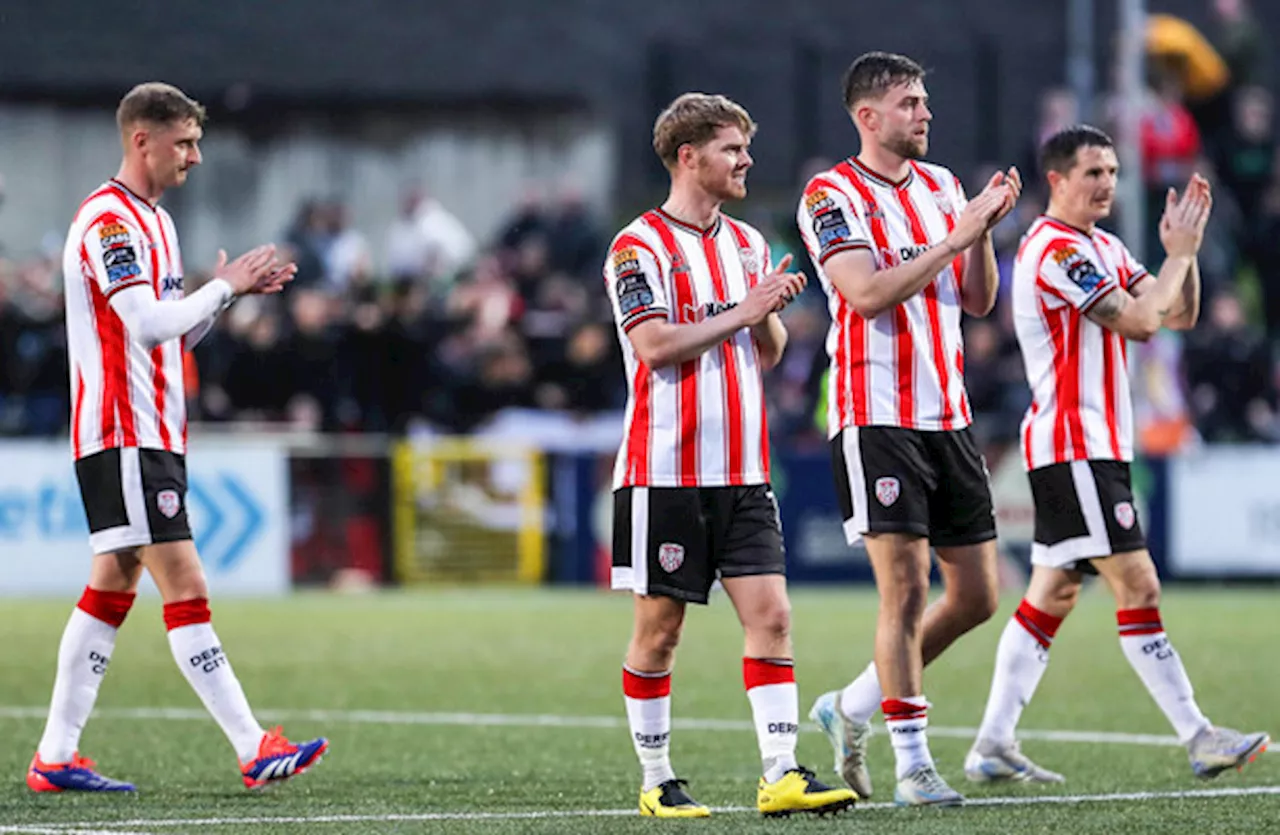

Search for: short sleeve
xmin=1118 ymin=239 xmax=1149 ymax=290
xmin=796 ymin=179 xmax=873 ymax=266
xmin=605 ymin=237 xmax=669 ymax=332
xmin=82 ymin=214 xmax=150 ymax=299
xmin=1039 ymin=239 xmax=1119 ymax=313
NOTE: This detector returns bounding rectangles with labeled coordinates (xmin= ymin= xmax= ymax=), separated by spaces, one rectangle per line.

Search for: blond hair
xmin=652 ymin=93 xmax=757 ymax=169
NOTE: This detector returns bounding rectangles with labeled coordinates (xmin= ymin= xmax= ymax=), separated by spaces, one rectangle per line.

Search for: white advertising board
xmin=1169 ymin=448 xmax=1280 ymax=576
xmin=0 ymin=438 xmax=289 ymax=595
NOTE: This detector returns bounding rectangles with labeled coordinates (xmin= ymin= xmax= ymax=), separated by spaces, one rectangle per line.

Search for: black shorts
xmin=611 ymin=484 xmax=785 ymax=604
xmin=75 ymin=447 xmax=192 ymax=555
xmin=831 ymin=425 xmax=996 ymax=547
xmin=1029 ymin=459 xmax=1145 ymax=572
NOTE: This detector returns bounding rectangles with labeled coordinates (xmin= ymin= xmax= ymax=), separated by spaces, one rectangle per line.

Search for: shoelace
xmin=256 ymin=726 xmax=297 ymax=759
xmin=69 ymin=754 xmax=97 ymax=771
xmin=913 ymin=766 xmax=952 ymax=794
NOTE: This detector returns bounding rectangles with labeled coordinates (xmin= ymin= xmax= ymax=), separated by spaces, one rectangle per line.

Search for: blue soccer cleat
xmin=240 ymin=726 xmax=328 ymax=789
xmin=27 ymin=752 xmax=136 ymax=792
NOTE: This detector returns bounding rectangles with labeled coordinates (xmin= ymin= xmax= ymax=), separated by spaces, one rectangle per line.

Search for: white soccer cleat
xmin=964 ymin=738 xmax=1065 ymax=784
xmin=1187 ymin=726 xmax=1270 ymax=779
xmin=894 ymin=764 xmax=964 ymax=807
xmin=808 ymin=690 xmax=873 ymax=798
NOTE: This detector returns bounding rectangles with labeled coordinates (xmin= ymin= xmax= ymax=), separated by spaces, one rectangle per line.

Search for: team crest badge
xmin=932 ymin=189 xmax=954 ymax=215
xmin=658 ymin=542 xmax=685 ymax=573
xmin=875 ymin=477 xmax=900 ymax=507
xmin=157 ymin=489 xmax=181 ymax=519
xmin=1114 ymin=501 xmax=1135 ymax=530
xmin=738 ymin=247 xmax=760 ymax=277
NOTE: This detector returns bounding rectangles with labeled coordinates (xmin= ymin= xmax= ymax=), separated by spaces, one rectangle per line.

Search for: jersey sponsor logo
xmin=680 ymin=299 xmax=738 ymax=324
xmin=157 ymin=489 xmax=182 ymax=519
xmin=106 ymin=261 xmax=142 ymax=283
xmin=1051 ymin=244 xmax=1105 ymax=294
xmin=616 ymin=270 xmax=654 ymax=315
xmin=875 ymin=476 xmax=900 ymax=507
xmin=1114 ymin=500 xmax=1135 ymax=530
xmin=657 ymin=542 xmax=685 ymax=573
xmin=897 ymin=244 xmax=930 ymax=263
xmin=102 ymin=246 xmax=136 ymax=267
xmin=160 ymin=274 xmax=184 ymax=295
xmin=814 ymin=208 xmax=851 ymax=250
xmin=805 ymin=188 xmax=835 ymax=215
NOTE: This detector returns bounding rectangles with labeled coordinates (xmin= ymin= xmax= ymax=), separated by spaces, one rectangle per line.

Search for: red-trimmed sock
xmin=623 ymin=666 xmax=675 ymax=791
xmin=1117 ymin=608 xmax=1209 ymax=742
xmin=744 ymin=658 xmax=799 ymax=782
xmin=883 ymin=696 xmax=932 ymax=779
xmin=976 ymin=599 xmax=1063 ymax=745
xmin=36 ymin=588 xmax=136 ymax=762
xmin=164 ymin=598 xmax=265 ymax=761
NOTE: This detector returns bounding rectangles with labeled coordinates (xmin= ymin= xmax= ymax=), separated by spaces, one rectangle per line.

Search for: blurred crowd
xmin=0 ymin=0 xmax=1277 ymax=458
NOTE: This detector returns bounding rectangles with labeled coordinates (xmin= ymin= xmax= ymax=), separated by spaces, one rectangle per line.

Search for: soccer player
xmin=964 ymin=125 xmax=1270 ymax=784
xmin=606 ymin=92 xmax=857 ymax=819
xmin=27 ymin=82 xmax=327 ymax=793
xmin=796 ymin=51 xmax=1022 ymax=806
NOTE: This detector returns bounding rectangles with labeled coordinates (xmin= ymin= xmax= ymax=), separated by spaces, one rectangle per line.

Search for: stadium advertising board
xmin=1168 ymin=448 xmax=1280 ymax=577
xmin=0 ymin=438 xmax=289 ymax=595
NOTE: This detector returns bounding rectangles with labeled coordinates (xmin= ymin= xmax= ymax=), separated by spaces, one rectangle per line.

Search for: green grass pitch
xmin=0 ymin=586 xmax=1275 ymax=833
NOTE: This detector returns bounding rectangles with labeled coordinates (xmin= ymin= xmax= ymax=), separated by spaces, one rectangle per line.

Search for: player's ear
xmin=676 ymin=142 xmax=698 ymax=170
xmin=1045 ymin=169 xmax=1062 ymax=194
xmin=852 ymin=102 xmax=877 ymax=133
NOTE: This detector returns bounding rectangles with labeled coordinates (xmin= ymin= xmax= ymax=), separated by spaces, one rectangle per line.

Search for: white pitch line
xmin=27 ymin=785 xmax=1280 ymax=830
xmin=0 ymin=705 xmax=1264 ymax=752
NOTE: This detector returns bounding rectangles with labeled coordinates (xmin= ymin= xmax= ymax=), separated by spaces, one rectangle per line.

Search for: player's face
xmin=692 ymin=125 xmax=753 ymax=201
xmin=871 ymin=80 xmax=931 ymax=159
xmin=1060 ymin=145 xmax=1119 ymax=222
xmin=144 ymin=118 xmax=203 ymax=189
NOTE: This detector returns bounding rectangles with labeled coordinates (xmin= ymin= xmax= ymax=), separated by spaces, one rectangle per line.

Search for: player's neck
xmin=856 ymin=145 xmax=912 ymax=186
xmin=1044 ymin=205 xmax=1095 ymax=236
xmin=113 ymin=163 xmax=163 ymax=206
xmin=661 ymin=184 xmax=721 ymax=232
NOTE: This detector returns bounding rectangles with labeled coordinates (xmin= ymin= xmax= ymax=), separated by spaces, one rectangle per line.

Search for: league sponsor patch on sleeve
xmin=814 ymin=207 xmax=852 ymax=251
xmin=804 ymin=188 xmax=836 ymax=216
xmin=1051 ymin=244 xmax=1106 ymax=295
xmin=615 ymin=269 xmax=655 ymax=316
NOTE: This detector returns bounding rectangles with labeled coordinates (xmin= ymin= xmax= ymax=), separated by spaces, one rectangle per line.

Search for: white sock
xmin=1117 ymin=608 xmax=1210 ymax=743
xmin=743 ymin=658 xmax=799 ymax=782
xmin=840 ymin=661 xmax=882 ymax=725
xmin=976 ymin=601 xmax=1060 ymax=745
xmin=623 ymin=666 xmax=675 ymax=791
xmin=165 ymin=600 xmax=264 ymax=762
xmin=37 ymin=608 xmax=121 ymax=762
xmin=883 ymin=696 xmax=933 ymax=779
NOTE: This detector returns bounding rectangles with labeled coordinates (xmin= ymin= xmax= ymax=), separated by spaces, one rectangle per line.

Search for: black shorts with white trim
xmin=610 ymin=484 xmax=784 ymax=604
xmin=75 ymin=447 xmax=192 ymax=555
xmin=1028 ymin=458 xmax=1146 ymax=572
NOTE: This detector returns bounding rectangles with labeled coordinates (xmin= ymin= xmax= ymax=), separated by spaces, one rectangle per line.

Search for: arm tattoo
xmin=1090 ymin=290 xmax=1125 ymax=321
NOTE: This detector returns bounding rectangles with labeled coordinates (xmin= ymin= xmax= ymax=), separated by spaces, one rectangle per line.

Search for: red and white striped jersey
xmin=62 ymin=179 xmax=188 ymax=460
xmin=797 ymin=157 xmax=973 ymax=436
xmin=604 ymin=208 xmax=772 ymax=489
xmin=1013 ymin=215 xmax=1150 ymax=469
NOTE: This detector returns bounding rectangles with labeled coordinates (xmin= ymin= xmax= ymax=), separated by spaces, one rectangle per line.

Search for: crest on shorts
xmin=875 ymin=477 xmax=900 ymax=507
xmin=657 ymin=542 xmax=685 ymax=573
xmin=156 ymin=489 xmax=181 ymax=519
xmin=1114 ymin=501 xmax=1135 ymax=530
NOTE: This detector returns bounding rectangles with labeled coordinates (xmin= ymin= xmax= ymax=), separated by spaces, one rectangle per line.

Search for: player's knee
xmin=1122 ymin=578 xmax=1161 ymax=611
xmin=641 ymin=618 xmax=684 ymax=658
xmin=751 ymin=601 xmax=792 ymax=643
xmin=889 ymin=575 xmax=931 ymax=623
xmin=959 ymin=583 xmax=999 ymax=627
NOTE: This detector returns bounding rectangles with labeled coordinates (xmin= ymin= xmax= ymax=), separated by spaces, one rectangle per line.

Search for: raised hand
xmin=945 ymin=187 xmax=1005 ymax=253
xmin=213 ymin=245 xmax=281 ymax=295
xmin=1159 ymin=174 xmax=1213 ymax=258
xmin=739 ymin=253 xmax=807 ymax=325
xmin=984 ymin=165 xmax=1022 ymax=229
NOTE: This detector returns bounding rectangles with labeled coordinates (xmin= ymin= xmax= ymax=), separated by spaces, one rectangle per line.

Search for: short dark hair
xmin=116 ymin=82 xmax=206 ymax=131
xmin=652 ymin=92 xmax=757 ymax=169
xmin=1039 ymin=125 xmax=1114 ymax=176
xmin=842 ymin=51 xmax=926 ymax=110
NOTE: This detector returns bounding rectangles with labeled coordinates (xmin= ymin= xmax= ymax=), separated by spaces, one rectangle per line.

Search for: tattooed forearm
xmin=1091 ymin=290 xmax=1126 ymax=320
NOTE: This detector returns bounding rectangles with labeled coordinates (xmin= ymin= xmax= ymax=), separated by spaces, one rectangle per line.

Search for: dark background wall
xmin=2 ymin=0 xmax=1275 ymax=207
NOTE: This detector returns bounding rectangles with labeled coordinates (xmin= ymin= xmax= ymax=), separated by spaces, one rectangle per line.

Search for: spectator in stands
xmin=384 ymin=186 xmax=477 ymax=288
xmin=1252 ymin=169 xmax=1280 ymax=341
xmin=1184 ymin=290 xmax=1278 ymax=442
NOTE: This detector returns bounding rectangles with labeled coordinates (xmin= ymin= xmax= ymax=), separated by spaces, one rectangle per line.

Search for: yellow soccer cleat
xmin=639 ymin=778 xmax=711 ymax=818
xmin=757 ymin=766 xmax=858 ymax=818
